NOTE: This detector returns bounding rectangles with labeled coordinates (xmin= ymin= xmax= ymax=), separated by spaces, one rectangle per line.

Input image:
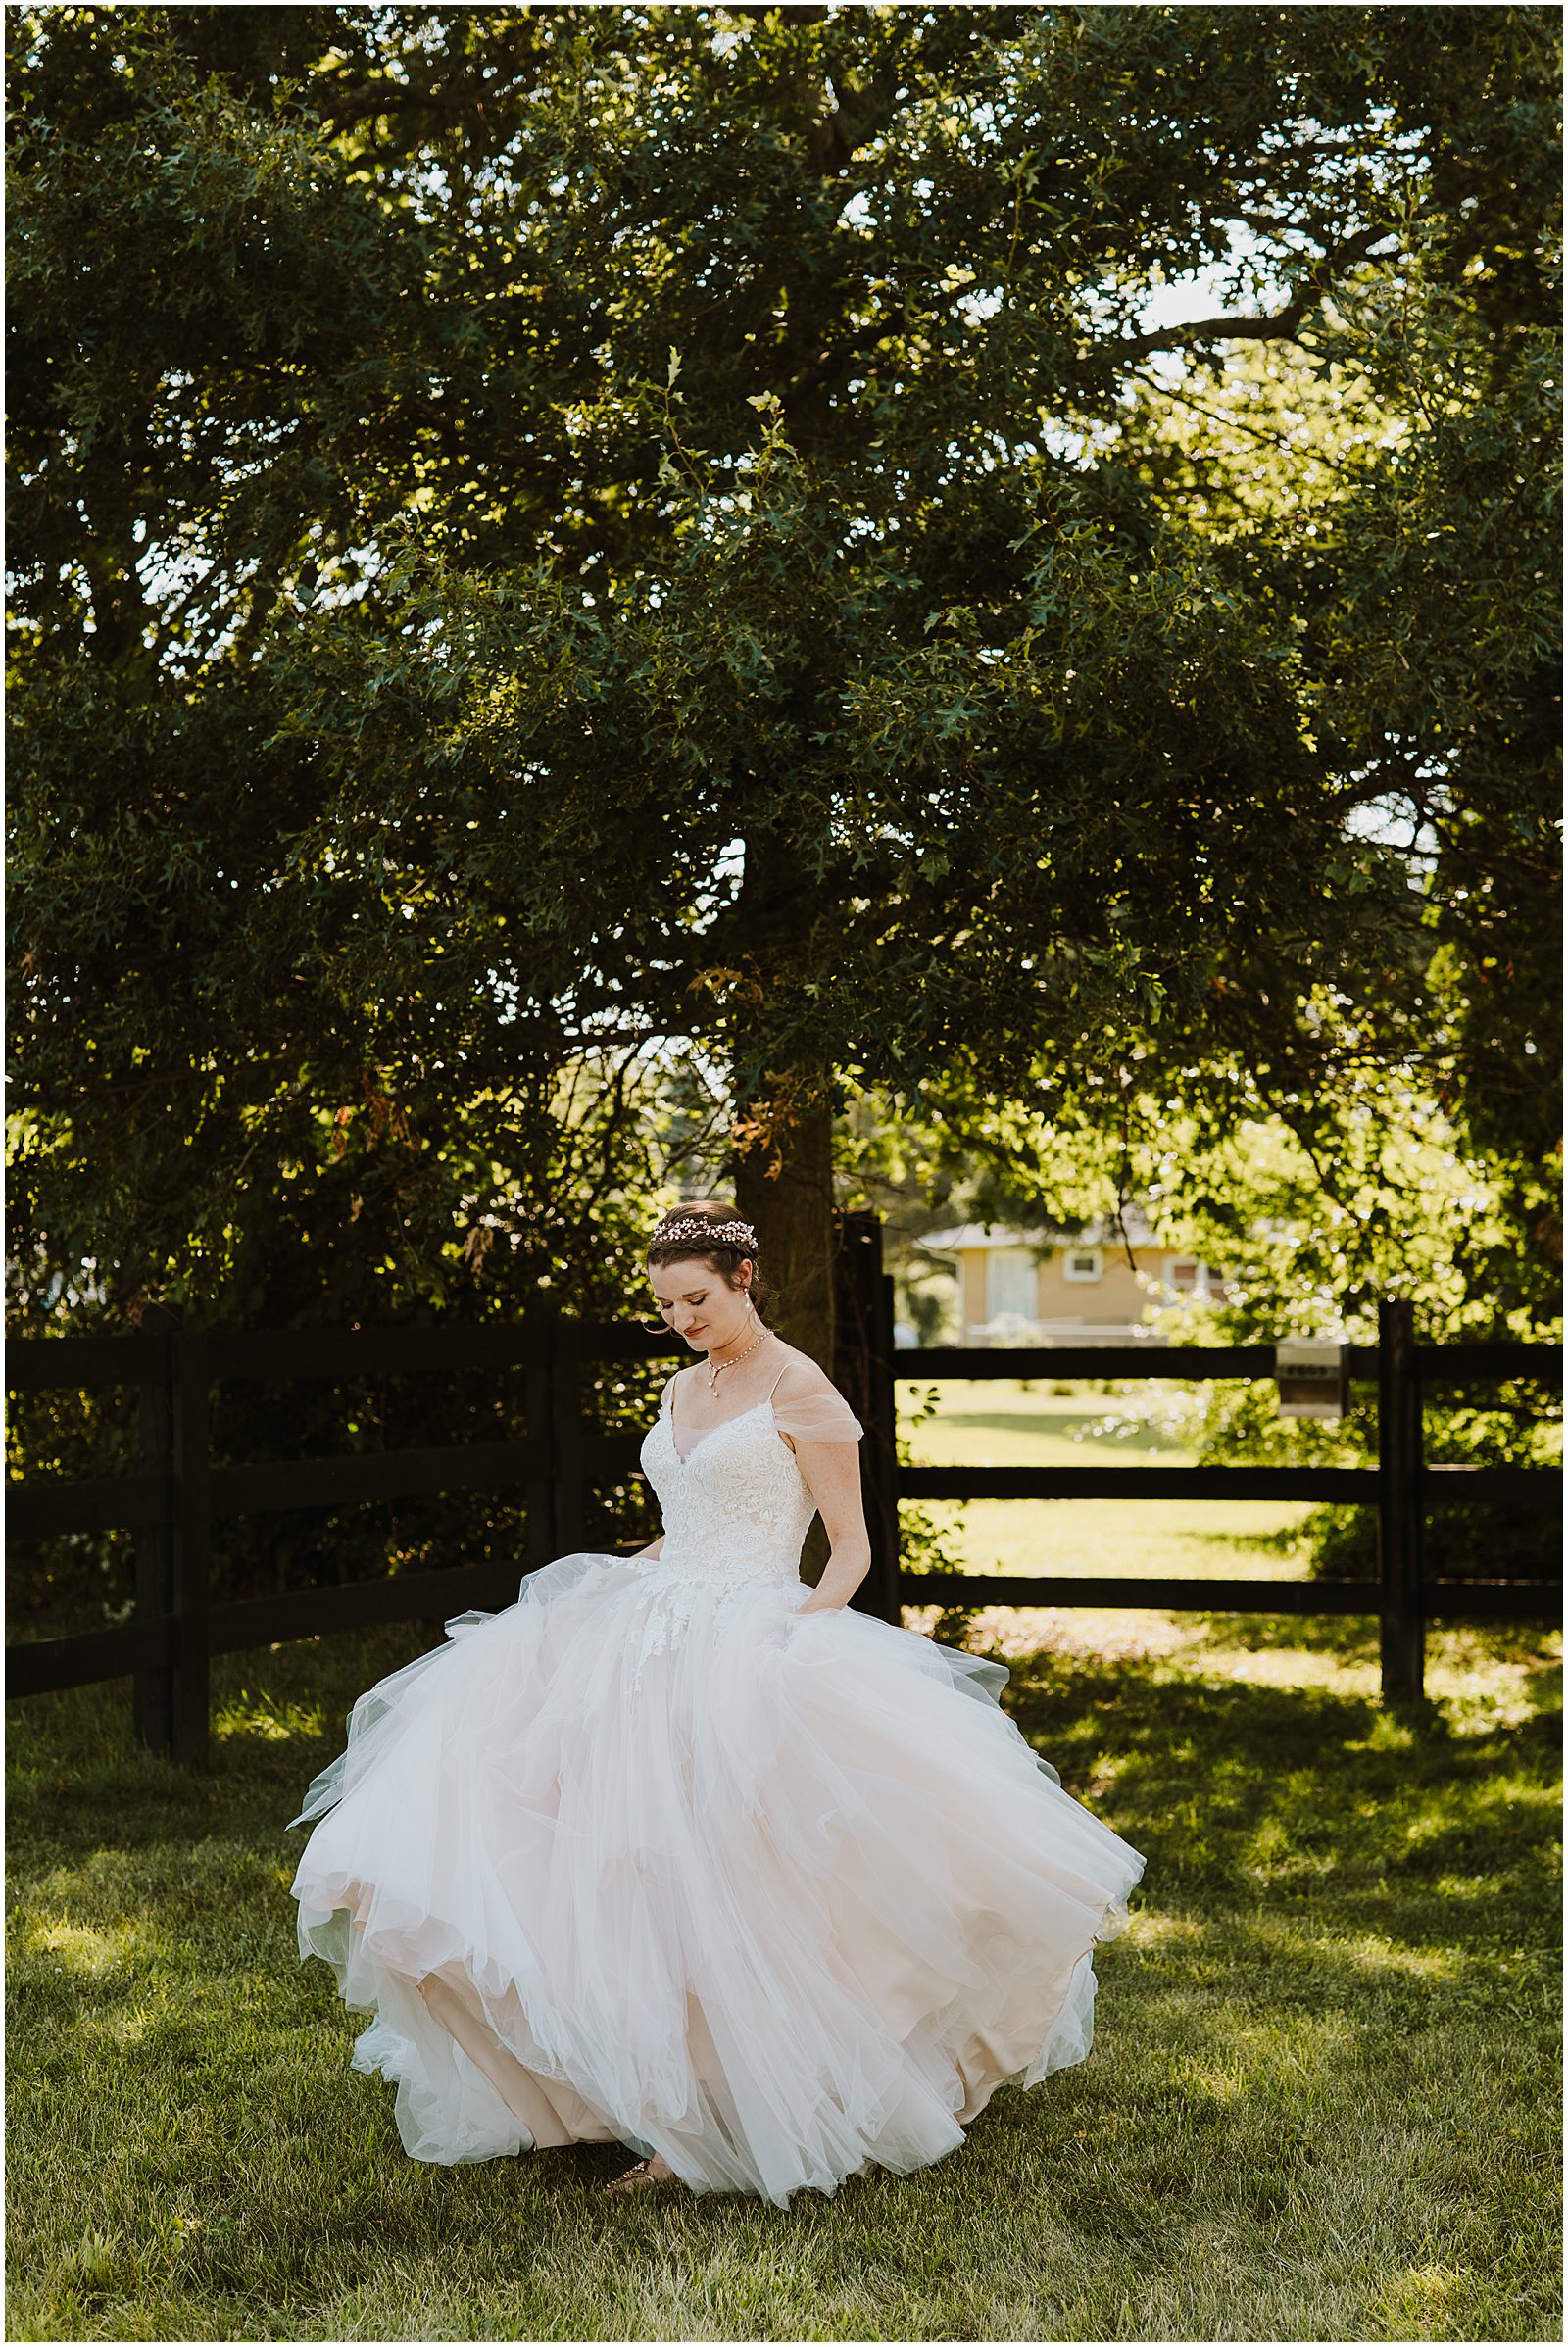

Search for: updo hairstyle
xmin=646 ymin=1198 xmax=777 ymax=1322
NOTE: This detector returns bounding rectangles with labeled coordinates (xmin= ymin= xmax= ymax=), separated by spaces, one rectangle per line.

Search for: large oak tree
xmin=8 ymin=4 xmax=1559 ymax=1361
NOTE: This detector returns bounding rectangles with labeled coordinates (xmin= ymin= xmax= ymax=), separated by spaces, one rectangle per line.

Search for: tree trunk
xmin=723 ymin=800 xmax=838 ymax=1570
xmin=725 ymin=811 xmax=838 ymax=1374
xmin=732 ymin=1084 xmax=836 ymax=1375
xmin=733 ymin=1076 xmax=836 ymax=1588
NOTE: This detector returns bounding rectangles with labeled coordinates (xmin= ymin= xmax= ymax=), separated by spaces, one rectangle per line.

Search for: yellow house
xmin=917 ymin=1205 xmax=1228 ymax=1345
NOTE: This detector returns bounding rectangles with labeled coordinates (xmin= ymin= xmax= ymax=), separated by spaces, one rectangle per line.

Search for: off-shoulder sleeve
xmin=771 ymin=1385 xmax=863 ymax=1444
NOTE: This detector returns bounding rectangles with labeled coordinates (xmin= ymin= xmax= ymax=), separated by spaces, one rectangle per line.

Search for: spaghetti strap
xmin=765 ymin=1361 xmax=790 ymax=1403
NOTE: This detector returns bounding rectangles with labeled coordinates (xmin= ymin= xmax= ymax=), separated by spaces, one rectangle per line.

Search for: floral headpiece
xmin=651 ymin=1214 xmax=759 ymax=1252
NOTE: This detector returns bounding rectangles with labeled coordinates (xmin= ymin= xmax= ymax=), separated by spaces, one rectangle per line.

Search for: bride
xmin=287 ymin=1199 xmax=1147 ymax=2206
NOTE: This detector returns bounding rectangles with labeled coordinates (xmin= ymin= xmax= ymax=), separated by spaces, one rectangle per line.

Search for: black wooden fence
xmin=6 ymin=1213 xmax=1561 ymax=1762
xmin=835 ymin=1215 xmax=1561 ymax=1707
xmin=5 ymin=1304 xmax=688 ymax=1765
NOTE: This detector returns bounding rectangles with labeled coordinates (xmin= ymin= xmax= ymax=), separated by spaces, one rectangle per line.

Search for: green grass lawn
xmin=6 ymin=1385 xmax=1561 ymax=2342
xmin=901 ymin=1373 xmax=1321 ymax=1579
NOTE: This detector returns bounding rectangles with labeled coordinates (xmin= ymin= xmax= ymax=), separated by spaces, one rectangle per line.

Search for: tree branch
xmin=1130 ymin=370 xmax=1355 ymax=476
xmin=1110 ymin=224 xmax=1397 ymax=361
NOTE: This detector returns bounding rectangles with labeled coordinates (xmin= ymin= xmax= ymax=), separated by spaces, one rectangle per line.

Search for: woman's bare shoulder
xmin=768 ymin=1344 xmax=844 ymax=1400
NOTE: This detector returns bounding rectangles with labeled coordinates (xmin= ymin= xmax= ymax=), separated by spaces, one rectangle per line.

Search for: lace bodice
xmin=637 ymin=1380 xmax=862 ymax=1586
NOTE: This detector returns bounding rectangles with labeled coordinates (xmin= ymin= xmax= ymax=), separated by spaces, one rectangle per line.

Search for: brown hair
xmin=646 ymin=1198 xmax=776 ymax=1320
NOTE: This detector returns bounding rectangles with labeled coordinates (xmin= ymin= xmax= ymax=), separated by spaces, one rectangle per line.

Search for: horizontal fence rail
xmin=898 ymin=1465 xmax=1552 ymax=1502
xmin=5 ymin=1303 xmax=641 ymax=1758
xmin=895 ymin=1341 xmax=1563 ymax=1384
xmin=6 ymin=1267 xmax=1562 ymax=1759
xmin=891 ymin=1309 xmax=1561 ymax=1701
xmin=901 ymin=1575 xmax=1562 ymax=1623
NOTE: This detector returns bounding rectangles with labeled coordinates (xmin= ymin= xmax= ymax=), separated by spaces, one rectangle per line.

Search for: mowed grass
xmin=901 ymin=1375 xmax=1322 ymax=1589
xmin=6 ymin=1383 xmax=1561 ymax=2342
xmin=7 ymin=1628 xmax=1558 ymax=2342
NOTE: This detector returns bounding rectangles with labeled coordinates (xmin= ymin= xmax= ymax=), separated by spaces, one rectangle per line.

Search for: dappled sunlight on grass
xmin=907 ymin=1598 xmax=1561 ymax=1748
xmin=86 ymin=2006 xmax=155 ymax=2047
xmin=1373 ymin=2263 xmax=1470 ymax=2340
xmin=6 ymin=1566 xmax=1559 ymax=2338
xmin=24 ymin=1917 xmax=149 ymax=1977
xmin=211 ymin=1688 xmax=328 ymax=1747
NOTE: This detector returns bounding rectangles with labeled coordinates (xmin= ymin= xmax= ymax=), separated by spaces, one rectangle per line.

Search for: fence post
xmin=1378 ymin=1296 xmax=1425 ymax=1705
xmin=171 ymin=1329 xmax=212 ymax=1766
xmin=133 ymin=1305 xmax=178 ymax=1758
xmin=551 ymin=1313 xmax=586 ymax=1557
xmin=524 ymin=1302 xmax=559 ymax=1575
xmin=832 ymin=1212 xmax=902 ymax=1625
xmin=868 ymin=1259 xmax=902 ymax=1623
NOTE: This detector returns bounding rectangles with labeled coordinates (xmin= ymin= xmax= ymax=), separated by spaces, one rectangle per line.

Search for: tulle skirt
xmin=287 ymin=1549 xmax=1146 ymax=2206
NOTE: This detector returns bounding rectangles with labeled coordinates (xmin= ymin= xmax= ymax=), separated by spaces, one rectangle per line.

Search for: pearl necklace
xmin=705 ymin=1323 xmax=772 ymax=1394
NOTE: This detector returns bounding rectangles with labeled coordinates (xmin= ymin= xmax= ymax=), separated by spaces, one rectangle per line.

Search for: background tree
xmin=9 ymin=3 xmax=1559 ymax=1376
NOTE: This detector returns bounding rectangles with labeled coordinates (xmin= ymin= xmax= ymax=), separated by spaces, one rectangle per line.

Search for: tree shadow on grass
xmin=5 ymin=1622 xmax=1559 ymax=2347
xmin=993 ymin=1629 xmax=1559 ymax=1959
xmin=1173 ymin=1607 xmax=1563 ymax=1735
xmin=10 ymin=1613 xmax=1560 ymax=1871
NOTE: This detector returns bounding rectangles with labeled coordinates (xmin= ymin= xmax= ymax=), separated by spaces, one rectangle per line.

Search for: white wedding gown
xmin=286 ymin=1375 xmax=1147 ymax=2206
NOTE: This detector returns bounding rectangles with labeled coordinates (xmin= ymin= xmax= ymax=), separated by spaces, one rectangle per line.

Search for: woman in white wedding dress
xmin=287 ymin=1200 xmax=1146 ymax=2206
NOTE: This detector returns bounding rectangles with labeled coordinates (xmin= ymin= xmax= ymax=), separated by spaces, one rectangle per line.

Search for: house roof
xmin=1066 ymin=1202 xmax=1160 ymax=1248
xmin=918 ymin=1203 xmax=1163 ymax=1254
xmin=917 ymin=1225 xmax=1038 ymax=1254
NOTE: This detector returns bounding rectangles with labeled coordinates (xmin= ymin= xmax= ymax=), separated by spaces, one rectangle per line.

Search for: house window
xmin=1164 ymin=1256 xmax=1210 ymax=1299
xmin=985 ymin=1249 xmax=1038 ymax=1323
xmin=1062 ymin=1248 xmax=1102 ymax=1283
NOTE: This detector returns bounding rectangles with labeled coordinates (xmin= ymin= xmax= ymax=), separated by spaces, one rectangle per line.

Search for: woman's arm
xmin=789 ymin=1439 xmax=871 ymax=1613
xmin=626 ymin=1375 xmax=676 ymax=1560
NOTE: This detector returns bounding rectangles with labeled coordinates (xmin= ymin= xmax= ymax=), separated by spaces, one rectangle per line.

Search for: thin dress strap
xmin=765 ymin=1360 xmax=790 ymax=1403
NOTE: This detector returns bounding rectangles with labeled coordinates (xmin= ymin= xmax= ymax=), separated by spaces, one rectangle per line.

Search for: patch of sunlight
xmin=1187 ymin=1641 xmax=1383 ymax=1696
xmin=1243 ymin=1817 xmax=1339 ymax=1879
xmin=1325 ymin=1931 xmax=1472 ymax=1982
xmin=1163 ymin=2047 xmax=1270 ymax=2103
xmin=1410 ymin=1775 xmax=1556 ymax=1832
xmin=74 ymin=2003 xmax=154 ymax=2046
xmin=1421 ymin=1874 xmax=1528 ymax=1903
xmin=1346 ymin=1713 xmax=1418 ymax=1754
xmin=1211 ymin=2007 xmax=1363 ymax=2061
xmin=1187 ymin=1908 xmax=1477 ymax=1984
xmin=916 ymin=1601 xmax=1395 ymax=1698
xmin=1421 ymin=1638 xmax=1561 ymax=1731
xmin=960 ymin=1607 xmax=1554 ymax=1730
xmin=26 ymin=1917 xmax=146 ymax=1975
xmin=1375 ymin=2262 xmax=1466 ymax=2333
xmin=1081 ymin=1750 xmax=1133 ymax=1799
xmin=212 ymin=1689 xmax=326 ymax=1744
xmin=1123 ymin=1910 xmax=1207 ymax=1951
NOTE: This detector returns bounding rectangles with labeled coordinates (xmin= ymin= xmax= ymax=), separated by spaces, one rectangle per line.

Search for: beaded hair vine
xmin=650 ymin=1214 xmax=759 ymax=1252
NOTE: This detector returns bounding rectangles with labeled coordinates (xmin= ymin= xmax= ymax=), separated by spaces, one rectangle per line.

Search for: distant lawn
xmin=899 ymin=1377 xmax=1326 ymax=1658
xmin=6 ymin=1597 xmax=1560 ymax=2342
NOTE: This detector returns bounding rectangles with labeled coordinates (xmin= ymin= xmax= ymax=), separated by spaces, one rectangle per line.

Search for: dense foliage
xmin=7 ymin=6 xmax=1559 ymax=1608
xmin=10 ymin=6 xmax=1560 ymax=1309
